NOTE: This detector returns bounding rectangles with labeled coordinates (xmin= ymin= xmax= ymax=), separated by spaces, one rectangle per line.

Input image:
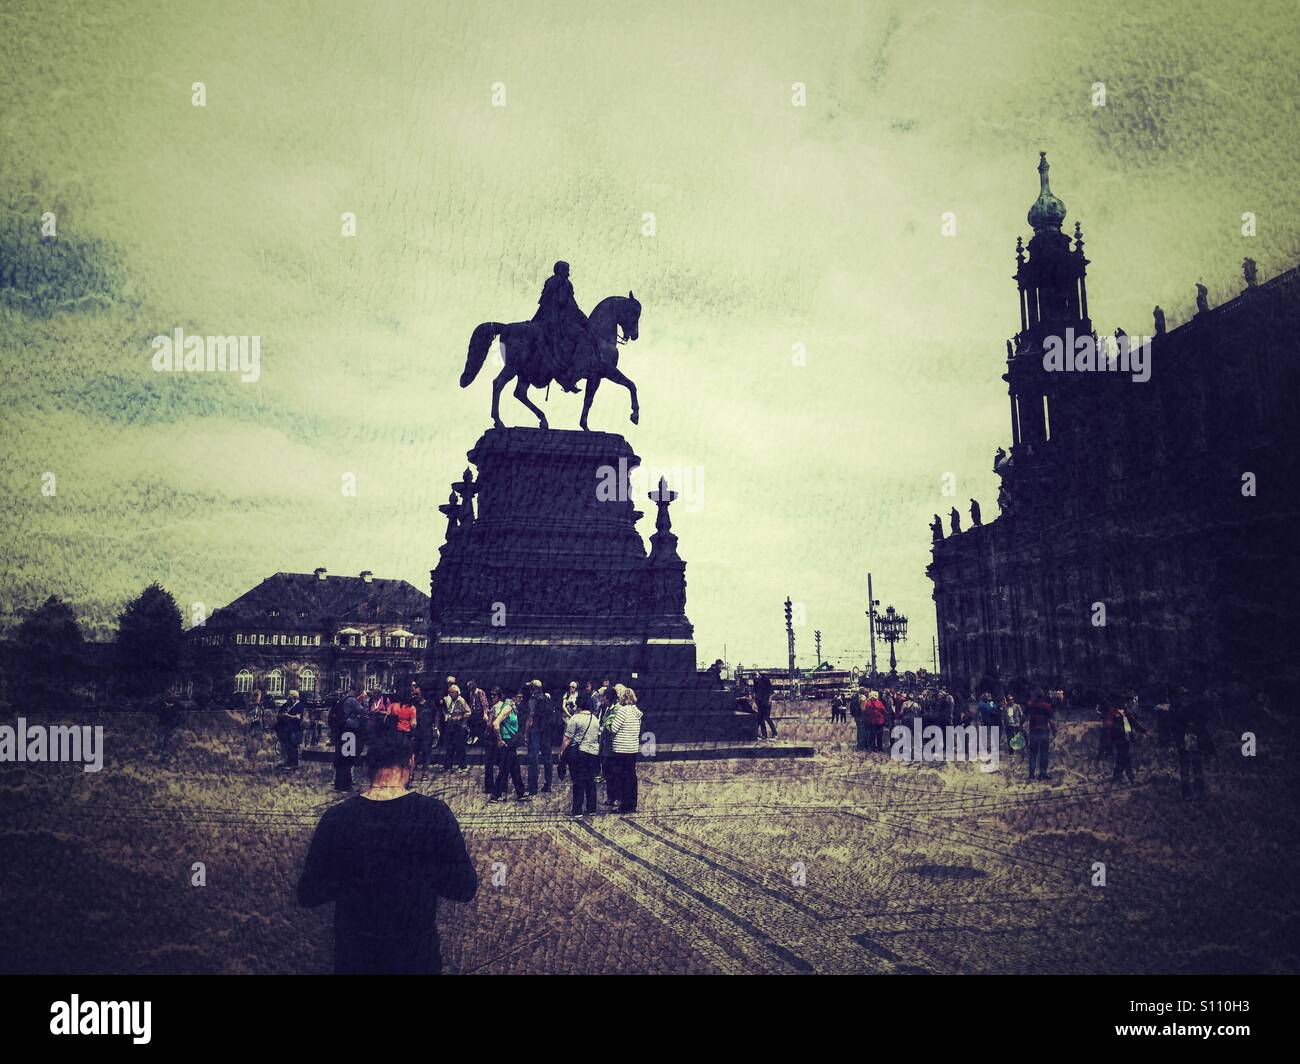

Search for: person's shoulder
xmin=319 ymin=795 xmax=367 ymax=825
xmin=413 ymin=793 xmax=465 ymax=828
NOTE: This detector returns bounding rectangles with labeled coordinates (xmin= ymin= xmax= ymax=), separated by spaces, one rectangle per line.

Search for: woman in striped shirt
xmin=607 ymin=688 xmax=644 ymax=814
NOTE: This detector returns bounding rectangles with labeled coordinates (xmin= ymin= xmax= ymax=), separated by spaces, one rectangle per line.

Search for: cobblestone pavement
xmin=2 ymin=701 xmax=1296 ymax=974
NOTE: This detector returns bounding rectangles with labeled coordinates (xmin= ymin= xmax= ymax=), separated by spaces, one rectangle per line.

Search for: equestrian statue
xmin=459 ymin=261 xmax=642 ymax=431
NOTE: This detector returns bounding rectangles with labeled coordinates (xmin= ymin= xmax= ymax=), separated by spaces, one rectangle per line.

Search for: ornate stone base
xmin=424 ymin=427 xmax=745 ymax=736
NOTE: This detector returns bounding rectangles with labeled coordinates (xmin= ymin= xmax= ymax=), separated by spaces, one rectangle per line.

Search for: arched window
xmin=235 ymin=669 xmax=253 ymax=694
xmin=299 ymin=667 xmax=317 ymax=694
xmin=267 ymin=669 xmax=285 ymax=696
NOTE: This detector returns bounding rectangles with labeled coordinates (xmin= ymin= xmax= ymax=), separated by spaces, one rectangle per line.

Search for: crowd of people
xmin=829 ymin=682 xmax=1215 ymax=796
xmin=288 ymin=676 xmax=647 ymax=818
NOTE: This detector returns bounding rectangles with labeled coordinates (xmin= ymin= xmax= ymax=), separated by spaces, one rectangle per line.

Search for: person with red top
xmin=1023 ymin=688 xmax=1055 ymax=781
xmin=864 ymin=691 xmax=887 ymax=752
xmin=390 ymin=698 xmax=417 ymax=736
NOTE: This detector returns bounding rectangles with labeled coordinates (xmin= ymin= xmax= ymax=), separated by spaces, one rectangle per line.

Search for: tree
xmin=14 ymin=595 xmax=83 ymax=684
xmin=114 ymin=583 xmax=185 ymax=698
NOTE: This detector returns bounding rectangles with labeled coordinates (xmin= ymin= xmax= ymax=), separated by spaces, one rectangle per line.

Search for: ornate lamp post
xmin=876 ymin=605 xmax=909 ymax=679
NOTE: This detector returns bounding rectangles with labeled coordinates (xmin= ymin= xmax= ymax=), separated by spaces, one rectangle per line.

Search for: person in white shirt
xmin=558 ymin=698 xmax=603 ymax=816
xmin=606 ymin=687 xmax=644 ymax=814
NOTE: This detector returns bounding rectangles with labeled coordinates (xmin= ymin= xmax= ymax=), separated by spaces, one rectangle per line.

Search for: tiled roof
xmin=206 ymin=573 xmax=429 ymax=632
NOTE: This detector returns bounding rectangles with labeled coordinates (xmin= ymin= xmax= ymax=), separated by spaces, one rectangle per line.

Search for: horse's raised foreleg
xmin=603 ymin=366 xmax=639 ymax=425
xmin=580 ymin=375 xmax=601 ymax=431
xmin=514 ymin=375 xmax=548 ymax=430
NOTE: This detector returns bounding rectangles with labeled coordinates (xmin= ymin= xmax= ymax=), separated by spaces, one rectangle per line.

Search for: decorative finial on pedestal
xmin=650 ymin=476 xmax=678 ymax=535
xmin=438 ymin=491 xmax=460 ymax=538
xmin=452 ymin=467 xmax=478 ymax=526
xmin=648 ymin=476 xmax=681 ymax=560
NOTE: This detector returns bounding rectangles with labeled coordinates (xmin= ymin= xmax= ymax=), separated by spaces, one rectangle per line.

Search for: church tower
xmin=1004 ymin=152 xmax=1091 ymax=452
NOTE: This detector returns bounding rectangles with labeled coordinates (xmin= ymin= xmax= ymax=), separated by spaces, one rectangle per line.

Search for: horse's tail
xmin=460 ymin=322 xmax=503 ymax=387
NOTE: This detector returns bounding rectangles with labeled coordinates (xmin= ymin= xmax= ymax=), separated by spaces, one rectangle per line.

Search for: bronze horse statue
xmin=459 ymin=293 xmax=641 ymax=430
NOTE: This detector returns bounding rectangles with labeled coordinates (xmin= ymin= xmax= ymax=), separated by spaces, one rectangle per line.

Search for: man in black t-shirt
xmin=298 ymin=731 xmax=478 ymax=974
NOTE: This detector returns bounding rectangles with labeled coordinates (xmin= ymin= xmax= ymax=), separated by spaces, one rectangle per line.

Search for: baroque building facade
xmin=187 ymin=568 xmax=430 ymax=701
xmin=928 ymin=154 xmax=1300 ymax=699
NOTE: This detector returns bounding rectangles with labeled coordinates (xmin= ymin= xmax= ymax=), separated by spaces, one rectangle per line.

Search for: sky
xmin=2 ymin=0 xmax=1298 ymax=671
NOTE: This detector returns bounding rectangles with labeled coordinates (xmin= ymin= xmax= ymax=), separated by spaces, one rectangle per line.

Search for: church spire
xmin=1027 ymin=151 xmax=1067 ymax=233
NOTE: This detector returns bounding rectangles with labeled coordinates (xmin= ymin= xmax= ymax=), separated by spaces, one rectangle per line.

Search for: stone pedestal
xmin=426 ymin=427 xmax=706 ymax=692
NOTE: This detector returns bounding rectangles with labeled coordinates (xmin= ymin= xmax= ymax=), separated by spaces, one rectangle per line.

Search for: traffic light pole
xmin=784 ymin=597 xmax=795 ymax=680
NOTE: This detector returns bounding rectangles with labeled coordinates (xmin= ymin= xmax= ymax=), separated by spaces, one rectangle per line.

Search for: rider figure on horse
xmin=532 ymin=261 xmax=587 ymax=393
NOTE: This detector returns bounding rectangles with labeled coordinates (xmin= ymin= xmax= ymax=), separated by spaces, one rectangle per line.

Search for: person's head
xmin=584 ymin=680 xmax=593 ymax=692
xmin=569 ymin=681 xmax=578 ymax=693
xmin=445 ymin=675 xmax=456 ymax=691
xmin=467 ymin=680 xmax=478 ymax=694
xmin=409 ymin=681 xmax=421 ymax=696
xmin=531 ymin=679 xmax=543 ymax=692
xmin=620 ymin=687 xmax=638 ymax=706
xmin=489 ymin=686 xmax=502 ymax=703
xmin=449 ymin=684 xmax=461 ymax=699
xmin=288 ymin=689 xmax=300 ymax=702
xmin=553 ymin=260 xmax=570 ymax=278
xmin=602 ymin=685 xmax=618 ymax=705
xmin=367 ymin=730 xmax=414 ymax=785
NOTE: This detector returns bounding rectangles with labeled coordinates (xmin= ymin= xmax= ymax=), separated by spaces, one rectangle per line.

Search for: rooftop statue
xmin=460 ymin=261 xmax=643 ymax=431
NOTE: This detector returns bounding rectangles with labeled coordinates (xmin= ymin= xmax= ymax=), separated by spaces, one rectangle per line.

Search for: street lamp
xmin=876 ymin=605 xmax=909 ymax=679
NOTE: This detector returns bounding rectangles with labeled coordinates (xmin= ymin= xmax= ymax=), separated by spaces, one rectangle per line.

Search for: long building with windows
xmin=188 ymin=568 xmax=430 ymax=701
xmin=928 ymin=154 xmax=1300 ymax=700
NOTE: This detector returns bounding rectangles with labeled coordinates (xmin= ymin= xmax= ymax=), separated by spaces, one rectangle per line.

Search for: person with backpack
xmin=558 ymin=692 xmax=603 ymax=816
xmin=332 ymin=684 xmax=367 ymax=792
xmin=490 ymin=690 xmax=528 ymax=803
